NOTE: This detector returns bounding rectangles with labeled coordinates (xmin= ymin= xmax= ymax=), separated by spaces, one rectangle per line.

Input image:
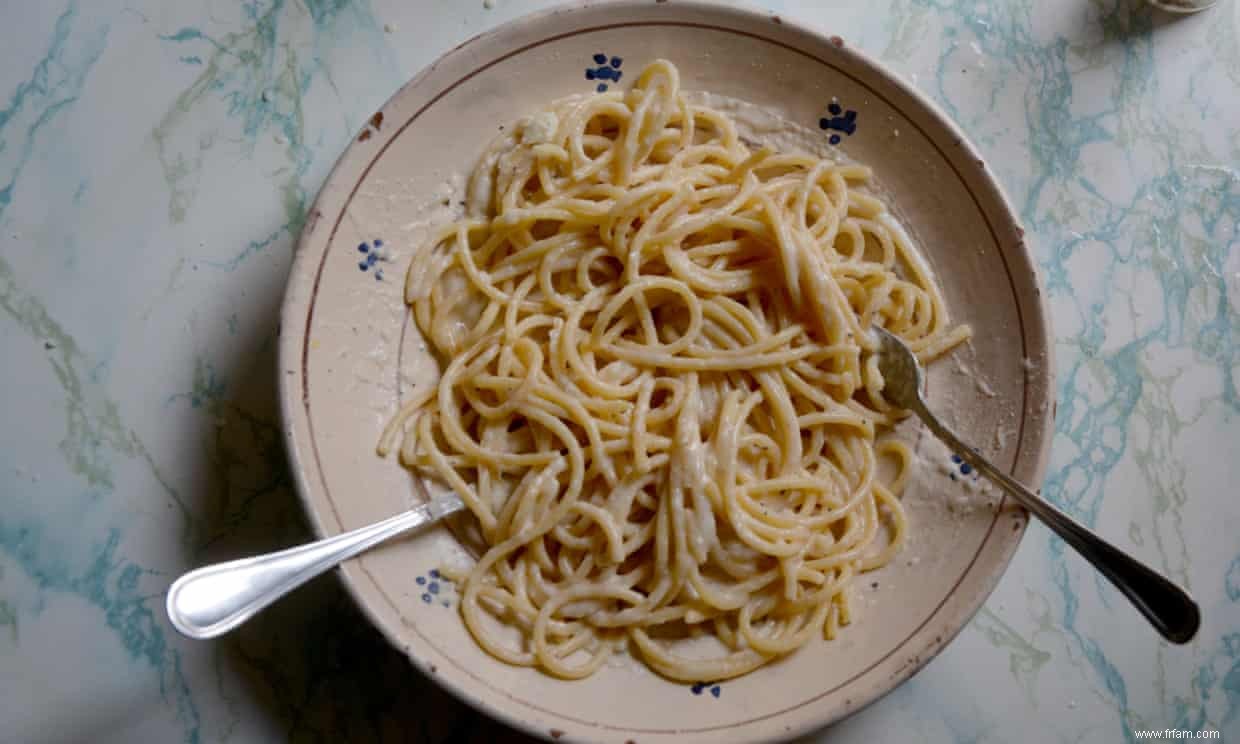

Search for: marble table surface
xmin=1 ymin=1 xmax=1237 ymax=742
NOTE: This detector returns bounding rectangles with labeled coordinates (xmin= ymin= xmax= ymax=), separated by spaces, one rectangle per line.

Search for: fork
xmin=871 ymin=326 xmax=1199 ymax=644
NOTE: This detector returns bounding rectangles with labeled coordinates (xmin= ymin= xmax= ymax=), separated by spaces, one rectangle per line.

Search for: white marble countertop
xmin=1 ymin=1 xmax=1237 ymax=742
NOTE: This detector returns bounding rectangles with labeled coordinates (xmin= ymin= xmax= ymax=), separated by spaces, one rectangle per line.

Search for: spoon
xmin=872 ymin=326 xmax=1200 ymax=644
xmin=167 ymin=495 xmax=465 ymax=639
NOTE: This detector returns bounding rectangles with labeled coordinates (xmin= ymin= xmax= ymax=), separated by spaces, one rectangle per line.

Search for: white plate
xmin=277 ymin=3 xmax=1054 ymax=742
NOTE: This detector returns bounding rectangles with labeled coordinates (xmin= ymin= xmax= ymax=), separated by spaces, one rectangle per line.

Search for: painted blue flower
xmin=690 ymin=682 xmax=722 ymax=697
xmin=949 ymin=453 xmax=978 ymax=479
xmin=415 ymin=569 xmax=455 ymax=609
xmin=356 ymin=239 xmax=389 ymax=279
xmin=586 ymin=54 xmax=624 ymax=92
xmin=819 ymin=101 xmax=858 ymax=145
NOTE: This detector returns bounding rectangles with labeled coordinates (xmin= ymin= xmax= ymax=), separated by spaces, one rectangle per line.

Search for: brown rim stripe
xmin=300 ymin=20 xmax=1031 ymax=736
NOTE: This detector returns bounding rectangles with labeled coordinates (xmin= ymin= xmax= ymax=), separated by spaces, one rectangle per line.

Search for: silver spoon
xmin=872 ymin=326 xmax=1200 ymax=644
xmin=166 ymin=495 xmax=465 ymax=639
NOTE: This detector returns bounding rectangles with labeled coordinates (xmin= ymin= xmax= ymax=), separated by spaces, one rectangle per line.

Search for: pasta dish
xmin=379 ymin=59 xmax=968 ymax=681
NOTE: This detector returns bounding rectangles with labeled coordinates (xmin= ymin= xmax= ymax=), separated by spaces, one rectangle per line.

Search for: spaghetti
xmin=380 ymin=59 xmax=969 ymax=681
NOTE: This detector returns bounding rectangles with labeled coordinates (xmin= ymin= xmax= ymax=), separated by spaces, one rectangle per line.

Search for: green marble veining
xmin=0 ymin=4 xmax=107 ymax=215
xmin=0 ymin=258 xmax=192 ymax=530
xmin=0 ymin=599 xmax=17 ymax=644
xmin=882 ymin=1 xmax=1238 ymax=740
xmin=973 ymin=608 xmax=1053 ymax=702
xmin=152 ymin=0 xmax=390 ymax=270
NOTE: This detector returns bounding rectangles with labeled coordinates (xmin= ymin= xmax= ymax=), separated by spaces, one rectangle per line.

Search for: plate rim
xmin=277 ymin=2 xmax=1056 ymax=741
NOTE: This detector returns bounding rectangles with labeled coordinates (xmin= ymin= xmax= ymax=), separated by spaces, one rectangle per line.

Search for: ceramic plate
xmin=278 ymin=2 xmax=1054 ymax=742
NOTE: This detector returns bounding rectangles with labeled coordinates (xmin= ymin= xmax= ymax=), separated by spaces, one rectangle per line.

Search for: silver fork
xmin=872 ymin=326 xmax=1200 ymax=644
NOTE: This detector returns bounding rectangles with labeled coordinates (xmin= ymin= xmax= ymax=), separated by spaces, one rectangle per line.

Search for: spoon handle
xmin=910 ymin=399 xmax=1200 ymax=644
xmin=166 ymin=496 xmax=465 ymax=639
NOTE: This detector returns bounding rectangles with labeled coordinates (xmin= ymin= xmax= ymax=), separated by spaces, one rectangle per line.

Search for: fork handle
xmin=911 ymin=398 xmax=1200 ymax=644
